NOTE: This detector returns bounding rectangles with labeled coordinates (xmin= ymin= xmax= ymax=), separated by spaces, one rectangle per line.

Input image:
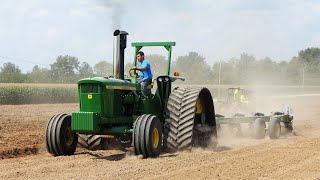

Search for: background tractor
xmin=217 ymin=87 xmax=253 ymax=115
xmin=45 ymin=30 xmax=218 ymax=158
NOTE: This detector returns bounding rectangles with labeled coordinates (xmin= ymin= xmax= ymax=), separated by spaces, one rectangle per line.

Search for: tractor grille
xmin=72 ymin=112 xmax=100 ymax=133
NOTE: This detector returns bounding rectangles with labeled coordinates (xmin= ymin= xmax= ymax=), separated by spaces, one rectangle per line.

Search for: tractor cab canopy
xmin=131 ymin=42 xmax=184 ymax=82
xmin=132 ymin=42 xmax=175 ymax=76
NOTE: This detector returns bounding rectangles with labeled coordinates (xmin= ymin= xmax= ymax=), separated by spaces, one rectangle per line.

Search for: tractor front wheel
xmin=46 ymin=113 xmax=78 ymax=156
xmin=133 ymin=114 xmax=162 ymax=158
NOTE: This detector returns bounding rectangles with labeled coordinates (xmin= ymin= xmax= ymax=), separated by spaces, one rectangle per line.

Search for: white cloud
xmin=171 ymin=11 xmax=191 ymax=23
xmin=307 ymin=33 xmax=320 ymax=48
xmin=46 ymin=28 xmax=66 ymax=39
xmin=25 ymin=27 xmax=66 ymax=41
xmin=30 ymin=9 xmax=49 ymax=19
xmin=67 ymin=39 xmax=87 ymax=50
xmin=68 ymin=8 xmax=87 ymax=18
xmin=283 ymin=1 xmax=318 ymax=26
xmin=312 ymin=3 xmax=320 ymax=12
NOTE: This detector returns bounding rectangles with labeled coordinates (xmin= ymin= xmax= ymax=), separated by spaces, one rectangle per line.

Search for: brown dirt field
xmin=1 ymin=96 xmax=320 ymax=179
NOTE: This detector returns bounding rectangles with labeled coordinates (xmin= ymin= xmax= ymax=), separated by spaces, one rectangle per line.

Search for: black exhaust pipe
xmin=113 ymin=30 xmax=128 ymax=80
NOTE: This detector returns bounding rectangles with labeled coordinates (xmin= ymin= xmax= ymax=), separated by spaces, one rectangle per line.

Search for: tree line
xmin=1 ymin=47 xmax=320 ymax=85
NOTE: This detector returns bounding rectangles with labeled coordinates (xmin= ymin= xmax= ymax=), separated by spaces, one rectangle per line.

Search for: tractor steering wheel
xmin=129 ymin=68 xmax=142 ymax=78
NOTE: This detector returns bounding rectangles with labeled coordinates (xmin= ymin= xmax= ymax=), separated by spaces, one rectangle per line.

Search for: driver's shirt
xmin=139 ymin=59 xmax=152 ymax=80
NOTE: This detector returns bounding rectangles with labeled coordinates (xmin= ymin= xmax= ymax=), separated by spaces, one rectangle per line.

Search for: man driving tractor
xmin=131 ymin=51 xmax=153 ymax=97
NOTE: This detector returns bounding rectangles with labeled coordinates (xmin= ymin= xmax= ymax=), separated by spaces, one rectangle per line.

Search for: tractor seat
xmin=147 ymin=78 xmax=156 ymax=89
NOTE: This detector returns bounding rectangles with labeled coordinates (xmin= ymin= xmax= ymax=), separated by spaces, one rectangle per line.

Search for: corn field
xmin=1 ymin=83 xmax=319 ymax=105
xmin=0 ymin=83 xmax=78 ymax=105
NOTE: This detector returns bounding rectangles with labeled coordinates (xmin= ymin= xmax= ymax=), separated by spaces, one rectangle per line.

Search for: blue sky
xmin=0 ymin=0 xmax=319 ymax=72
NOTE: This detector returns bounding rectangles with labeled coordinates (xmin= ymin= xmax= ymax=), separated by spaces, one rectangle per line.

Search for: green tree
xmin=236 ymin=53 xmax=256 ymax=84
xmin=212 ymin=59 xmax=238 ymax=84
xmin=79 ymin=62 xmax=94 ymax=78
xmin=50 ymin=55 xmax=80 ymax=83
xmin=253 ymin=57 xmax=279 ymax=84
xmin=27 ymin=65 xmax=50 ymax=83
xmin=296 ymin=47 xmax=320 ymax=84
xmin=297 ymin=47 xmax=320 ymax=73
xmin=145 ymin=54 xmax=167 ymax=77
xmin=94 ymin=61 xmax=113 ymax=76
xmin=287 ymin=56 xmax=303 ymax=84
xmin=0 ymin=62 xmax=24 ymax=83
xmin=173 ymin=52 xmax=212 ymax=84
xmin=277 ymin=61 xmax=289 ymax=84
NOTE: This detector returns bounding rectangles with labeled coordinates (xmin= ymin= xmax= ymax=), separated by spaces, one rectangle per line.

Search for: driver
xmin=132 ymin=51 xmax=153 ymax=97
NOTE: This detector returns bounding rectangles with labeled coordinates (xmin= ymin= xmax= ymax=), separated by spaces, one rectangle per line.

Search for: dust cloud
xmin=192 ymin=81 xmax=311 ymax=154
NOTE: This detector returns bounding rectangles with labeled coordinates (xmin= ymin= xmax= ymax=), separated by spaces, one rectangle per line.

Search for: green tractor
xmin=45 ymin=30 xmax=217 ymax=158
xmin=217 ymin=87 xmax=253 ymax=115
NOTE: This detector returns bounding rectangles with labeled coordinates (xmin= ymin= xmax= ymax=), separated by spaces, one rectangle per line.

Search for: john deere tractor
xmin=45 ymin=30 xmax=217 ymax=158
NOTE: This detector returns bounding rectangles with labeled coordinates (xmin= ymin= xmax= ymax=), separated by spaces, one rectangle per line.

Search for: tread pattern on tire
xmin=77 ymin=134 xmax=105 ymax=150
xmin=163 ymin=87 xmax=215 ymax=152
xmin=133 ymin=115 xmax=144 ymax=155
xmin=133 ymin=114 xmax=162 ymax=158
xmin=46 ymin=113 xmax=78 ymax=156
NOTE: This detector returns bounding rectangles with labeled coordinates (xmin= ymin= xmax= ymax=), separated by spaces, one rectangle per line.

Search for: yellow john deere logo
xmin=88 ymin=94 xmax=92 ymax=99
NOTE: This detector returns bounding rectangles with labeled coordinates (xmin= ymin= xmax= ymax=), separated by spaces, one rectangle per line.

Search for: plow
xmin=45 ymin=30 xmax=294 ymax=158
xmin=216 ymin=107 xmax=293 ymax=139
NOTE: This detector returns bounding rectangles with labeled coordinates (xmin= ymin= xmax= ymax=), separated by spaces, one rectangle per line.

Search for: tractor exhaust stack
xmin=113 ymin=30 xmax=128 ymax=80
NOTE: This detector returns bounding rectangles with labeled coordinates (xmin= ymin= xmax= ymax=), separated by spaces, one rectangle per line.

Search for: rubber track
xmin=164 ymin=87 xmax=202 ymax=152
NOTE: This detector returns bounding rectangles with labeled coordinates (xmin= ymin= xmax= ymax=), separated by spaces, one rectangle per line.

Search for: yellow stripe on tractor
xmin=106 ymin=85 xmax=136 ymax=91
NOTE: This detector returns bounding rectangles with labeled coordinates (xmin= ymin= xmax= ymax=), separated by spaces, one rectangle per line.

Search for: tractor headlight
xmin=164 ymin=77 xmax=169 ymax=82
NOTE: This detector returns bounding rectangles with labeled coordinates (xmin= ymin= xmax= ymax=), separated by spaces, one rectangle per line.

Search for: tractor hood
xmin=78 ymin=77 xmax=137 ymax=91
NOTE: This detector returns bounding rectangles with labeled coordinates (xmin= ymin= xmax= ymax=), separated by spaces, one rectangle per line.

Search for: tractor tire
xmin=251 ymin=118 xmax=266 ymax=139
xmin=77 ymin=134 xmax=89 ymax=149
xmin=77 ymin=134 xmax=107 ymax=150
xmin=163 ymin=87 xmax=217 ymax=152
xmin=46 ymin=113 xmax=78 ymax=156
xmin=228 ymin=124 xmax=242 ymax=137
xmin=133 ymin=114 xmax=162 ymax=158
xmin=268 ymin=118 xmax=281 ymax=139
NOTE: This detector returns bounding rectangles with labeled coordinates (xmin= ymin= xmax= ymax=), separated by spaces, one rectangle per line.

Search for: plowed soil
xmin=1 ymin=95 xmax=320 ymax=179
